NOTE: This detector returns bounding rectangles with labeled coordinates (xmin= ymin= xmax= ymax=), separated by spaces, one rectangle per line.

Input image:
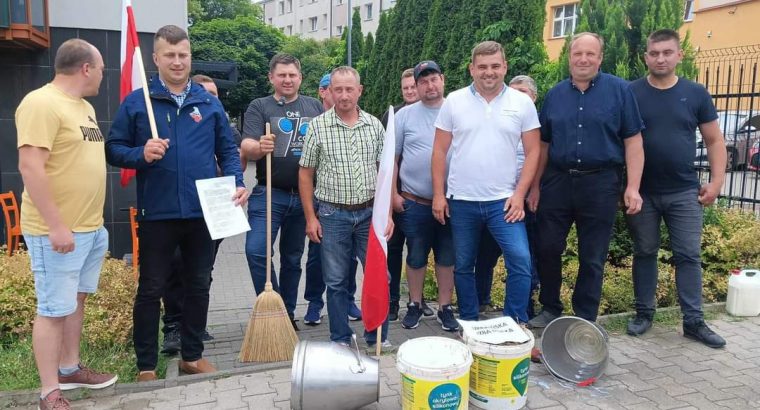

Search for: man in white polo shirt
xmin=432 ymin=41 xmax=541 ymax=322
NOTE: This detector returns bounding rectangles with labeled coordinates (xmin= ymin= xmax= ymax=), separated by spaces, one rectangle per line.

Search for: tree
xmin=359 ymin=32 xmax=374 ymax=80
xmin=189 ymin=0 xmax=262 ymax=25
xmin=556 ymin=0 xmax=696 ymax=81
xmin=190 ymin=16 xmax=283 ymax=117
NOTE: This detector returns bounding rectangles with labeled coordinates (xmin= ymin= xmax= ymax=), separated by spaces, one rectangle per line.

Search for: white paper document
xmin=195 ymin=176 xmax=250 ymax=240
xmin=458 ymin=316 xmax=531 ymax=345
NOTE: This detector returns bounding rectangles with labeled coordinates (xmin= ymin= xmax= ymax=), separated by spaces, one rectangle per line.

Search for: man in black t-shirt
xmin=627 ymin=29 xmax=727 ymax=348
xmin=241 ymin=54 xmax=324 ymax=329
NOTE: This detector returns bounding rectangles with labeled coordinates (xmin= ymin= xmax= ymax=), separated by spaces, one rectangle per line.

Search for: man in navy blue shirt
xmin=528 ymin=32 xmax=645 ymax=327
xmin=627 ymin=29 xmax=726 ymax=348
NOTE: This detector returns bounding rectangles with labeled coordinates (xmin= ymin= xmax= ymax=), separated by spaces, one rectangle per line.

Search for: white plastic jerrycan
xmin=726 ymin=269 xmax=760 ymax=316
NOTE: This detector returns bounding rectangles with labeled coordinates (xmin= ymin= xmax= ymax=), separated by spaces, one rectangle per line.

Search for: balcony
xmin=0 ymin=0 xmax=49 ymax=49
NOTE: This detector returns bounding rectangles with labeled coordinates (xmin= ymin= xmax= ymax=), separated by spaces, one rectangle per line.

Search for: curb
xmin=0 ymin=302 xmax=729 ymax=406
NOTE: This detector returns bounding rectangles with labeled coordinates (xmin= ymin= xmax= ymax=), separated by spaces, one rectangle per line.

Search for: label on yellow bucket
xmin=401 ymin=373 xmax=469 ymax=410
xmin=469 ymin=353 xmax=530 ymax=398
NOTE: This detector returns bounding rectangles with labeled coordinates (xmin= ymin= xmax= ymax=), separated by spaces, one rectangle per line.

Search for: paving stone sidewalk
xmin=14 ymin=231 xmax=760 ymax=409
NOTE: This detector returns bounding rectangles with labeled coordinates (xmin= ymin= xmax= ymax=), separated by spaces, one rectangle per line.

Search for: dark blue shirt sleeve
xmin=619 ymin=83 xmax=645 ymax=139
xmin=539 ymin=95 xmax=552 ymax=143
xmin=696 ymin=86 xmax=719 ymax=124
xmin=105 ymin=94 xmax=153 ymax=170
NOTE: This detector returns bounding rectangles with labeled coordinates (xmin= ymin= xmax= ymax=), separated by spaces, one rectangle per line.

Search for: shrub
xmin=422 ymin=205 xmax=760 ymax=316
xmin=0 ymin=251 xmax=135 ymax=346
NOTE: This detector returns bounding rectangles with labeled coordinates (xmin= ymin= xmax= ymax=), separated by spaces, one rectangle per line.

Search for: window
xmin=286 ymin=0 xmax=292 ymax=13
xmin=684 ymin=0 xmax=695 ymax=21
xmin=268 ymin=17 xmax=273 ymax=25
xmin=336 ymin=25 xmax=343 ymax=35
xmin=299 ymin=19 xmax=303 ymax=33
xmin=323 ymin=13 xmax=328 ymax=29
xmin=278 ymin=1 xmax=284 ymax=15
xmin=309 ymin=16 xmax=318 ymax=31
xmin=365 ymin=3 xmax=373 ymax=20
xmin=552 ymin=3 xmax=577 ymax=38
xmin=286 ymin=25 xmax=292 ymax=35
xmin=337 ymin=0 xmax=343 ymax=4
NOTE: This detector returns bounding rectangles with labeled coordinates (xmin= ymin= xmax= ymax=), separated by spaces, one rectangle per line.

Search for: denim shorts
xmin=25 ymin=226 xmax=109 ymax=317
xmin=398 ymin=198 xmax=455 ymax=268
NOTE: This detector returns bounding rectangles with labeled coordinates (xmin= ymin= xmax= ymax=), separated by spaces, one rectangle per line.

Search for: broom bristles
xmin=239 ymin=289 xmax=299 ymax=362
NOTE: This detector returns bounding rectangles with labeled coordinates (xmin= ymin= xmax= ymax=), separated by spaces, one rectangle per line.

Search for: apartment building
xmin=261 ymin=0 xmax=395 ymax=40
xmin=544 ymin=0 xmax=760 ymax=60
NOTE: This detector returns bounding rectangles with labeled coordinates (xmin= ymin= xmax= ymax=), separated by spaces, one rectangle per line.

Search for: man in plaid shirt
xmin=299 ymin=66 xmax=393 ymax=347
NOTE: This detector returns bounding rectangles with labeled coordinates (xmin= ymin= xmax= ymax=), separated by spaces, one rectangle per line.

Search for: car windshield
xmin=717 ymin=113 xmax=748 ymax=134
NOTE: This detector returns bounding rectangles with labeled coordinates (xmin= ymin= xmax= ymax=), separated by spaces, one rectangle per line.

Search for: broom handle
xmin=265 ymin=123 xmax=273 ymax=287
xmin=376 ymin=326 xmax=382 ymax=357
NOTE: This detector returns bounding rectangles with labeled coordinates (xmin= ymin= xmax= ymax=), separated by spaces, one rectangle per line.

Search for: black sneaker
xmin=683 ymin=320 xmax=726 ymax=348
xmin=202 ymin=329 xmax=214 ymax=341
xmin=421 ymin=300 xmax=434 ymax=317
xmin=161 ymin=328 xmax=181 ymax=355
xmin=527 ymin=309 xmax=560 ymax=329
xmin=626 ymin=314 xmax=653 ymax=336
xmin=402 ymin=302 xmax=423 ymax=329
xmin=388 ymin=302 xmax=400 ymax=322
xmin=437 ymin=305 xmax=459 ymax=332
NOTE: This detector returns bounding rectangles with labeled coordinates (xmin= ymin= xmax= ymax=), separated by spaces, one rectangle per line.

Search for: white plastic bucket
xmin=463 ymin=329 xmax=534 ymax=410
xmin=396 ymin=336 xmax=473 ymax=410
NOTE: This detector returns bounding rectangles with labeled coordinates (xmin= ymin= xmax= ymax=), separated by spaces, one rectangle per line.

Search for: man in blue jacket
xmin=106 ymin=25 xmax=247 ymax=381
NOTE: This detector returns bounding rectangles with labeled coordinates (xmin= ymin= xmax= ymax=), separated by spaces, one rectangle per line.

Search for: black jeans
xmin=162 ymin=239 xmax=222 ymax=333
xmin=387 ymin=212 xmax=405 ymax=304
xmin=134 ymin=219 xmax=214 ymax=370
xmin=536 ymin=167 xmax=621 ymax=321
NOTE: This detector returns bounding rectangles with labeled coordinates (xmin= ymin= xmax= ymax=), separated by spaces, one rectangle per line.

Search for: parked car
xmin=695 ymin=111 xmax=760 ymax=170
xmin=749 ymin=141 xmax=760 ymax=172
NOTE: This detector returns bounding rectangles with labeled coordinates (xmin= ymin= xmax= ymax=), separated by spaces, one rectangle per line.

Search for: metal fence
xmin=695 ymin=45 xmax=760 ymax=212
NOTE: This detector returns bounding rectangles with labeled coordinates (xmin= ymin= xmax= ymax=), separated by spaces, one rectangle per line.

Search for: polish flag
xmin=119 ymin=0 xmax=141 ymax=187
xmin=361 ymin=107 xmax=395 ymax=332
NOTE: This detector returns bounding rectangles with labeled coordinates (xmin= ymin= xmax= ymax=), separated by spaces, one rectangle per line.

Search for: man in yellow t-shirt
xmin=16 ymin=38 xmax=116 ymax=410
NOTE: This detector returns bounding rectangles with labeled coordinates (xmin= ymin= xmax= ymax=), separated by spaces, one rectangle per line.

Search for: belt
xmin=258 ymin=183 xmax=299 ymax=195
xmin=400 ymin=191 xmax=432 ymax=206
xmin=323 ymin=199 xmax=374 ymax=211
xmin=567 ymin=168 xmax=603 ymax=176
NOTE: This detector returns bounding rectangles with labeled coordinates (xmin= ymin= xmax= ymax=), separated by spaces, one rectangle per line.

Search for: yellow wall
xmin=543 ymin=0 xmax=760 ymax=61
xmin=682 ymin=0 xmax=760 ymax=51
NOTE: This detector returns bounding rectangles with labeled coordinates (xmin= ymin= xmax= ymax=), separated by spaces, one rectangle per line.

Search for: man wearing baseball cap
xmin=394 ymin=60 xmax=458 ymax=331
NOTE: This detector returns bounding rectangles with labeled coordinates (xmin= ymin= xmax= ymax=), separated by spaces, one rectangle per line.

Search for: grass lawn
xmin=0 ymin=336 xmax=169 ymax=392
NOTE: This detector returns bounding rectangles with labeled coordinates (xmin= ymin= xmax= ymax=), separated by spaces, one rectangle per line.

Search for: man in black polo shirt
xmin=626 ymin=29 xmax=726 ymax=348
xmin=528 ymin=32 xmax=645 ymax=327
xmin=241 ymin=53 xmax=324 ymax=329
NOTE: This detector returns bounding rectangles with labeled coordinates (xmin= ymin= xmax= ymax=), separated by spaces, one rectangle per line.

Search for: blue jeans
xmin=626 ymin=189 xmax=704 ymax=323
xmin=245 ymin=186 xmax=306 ymax=317
xmin=318 ymin=202 xmax=388 ymax=344
xmin=304 ymin=240 xmax=358 ymax=311
xmin=449 ymin=199 xmax=532 ymax=322
xmin=476 ymin=210 xmax=539 ymax=314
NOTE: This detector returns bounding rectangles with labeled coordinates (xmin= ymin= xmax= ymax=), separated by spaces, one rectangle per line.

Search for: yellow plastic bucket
xmin=396 ymin=337 xmax=473 ymax=410
xmin=464 ymin=330 xmax=535 ymax=410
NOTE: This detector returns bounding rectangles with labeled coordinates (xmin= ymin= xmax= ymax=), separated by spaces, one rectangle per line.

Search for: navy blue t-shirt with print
xmin=630 ymin=77 xmax=718 ymax=194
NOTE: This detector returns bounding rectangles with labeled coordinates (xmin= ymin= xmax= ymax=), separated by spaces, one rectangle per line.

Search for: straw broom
xmin=239 ymin=123 xmax=299 ymax=362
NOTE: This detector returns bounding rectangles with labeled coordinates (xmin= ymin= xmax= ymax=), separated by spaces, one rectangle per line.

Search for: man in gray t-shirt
xmin=393 ymin=61 xmax=458 ymax=332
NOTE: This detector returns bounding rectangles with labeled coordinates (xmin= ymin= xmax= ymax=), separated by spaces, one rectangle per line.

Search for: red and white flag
xmin=361 ymin=107 xmax=396 ymax=332
xmin=119 ymin=0 xmax=142 ymax=187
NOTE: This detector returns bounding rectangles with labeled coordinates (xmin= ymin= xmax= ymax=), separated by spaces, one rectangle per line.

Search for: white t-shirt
xmin=434 ymin=84 xmax=540 ymax=201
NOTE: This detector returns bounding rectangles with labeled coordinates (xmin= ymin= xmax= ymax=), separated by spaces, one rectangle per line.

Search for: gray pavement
xmin=9 ymin=198 xmax=760 ymax=409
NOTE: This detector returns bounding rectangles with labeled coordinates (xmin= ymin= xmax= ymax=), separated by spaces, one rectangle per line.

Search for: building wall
xmin=543 ymin=0 xmax=760 ymax=61
xmin=0 ymin=0 xmax=185 ymax=257
xmin=683 ymin=0 xmax=760 ymax=51
xmin=262 ymin=0 xmax=393 ymax=40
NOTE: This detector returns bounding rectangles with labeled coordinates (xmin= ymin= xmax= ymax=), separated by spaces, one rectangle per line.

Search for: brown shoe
xmin=179 ymin=358 xmax=217 ymax=375
xmin=137 ymin=370 xmax=158 ymax=382
xmin=39 ymin=389 xmax=71 ymax=410
xmin=58 ymin=364 xmax=118 ymax=391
